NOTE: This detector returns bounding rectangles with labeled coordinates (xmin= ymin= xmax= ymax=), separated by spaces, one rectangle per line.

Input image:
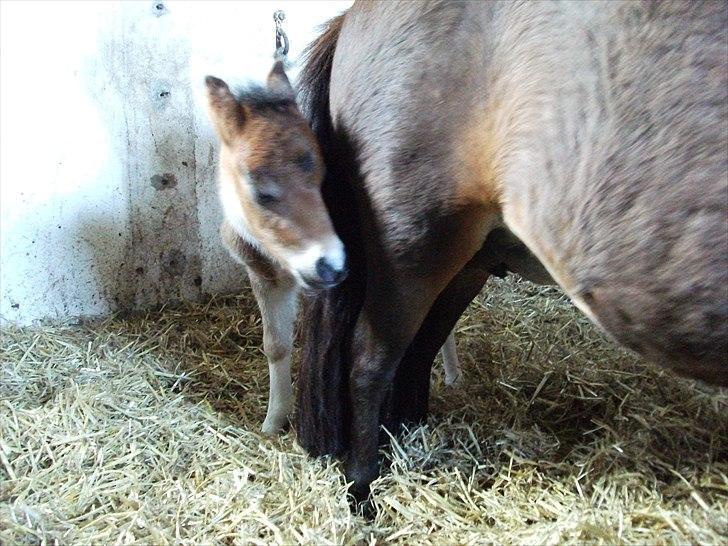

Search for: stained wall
xmin=0 ymin=0 xmax=351 ymax=324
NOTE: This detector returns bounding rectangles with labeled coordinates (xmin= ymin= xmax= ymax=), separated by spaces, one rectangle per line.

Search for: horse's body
xmin=296 ymin=0 xmax=728 ymax=498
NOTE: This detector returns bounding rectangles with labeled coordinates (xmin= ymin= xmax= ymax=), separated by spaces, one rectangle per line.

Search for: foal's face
xmin=206 ymin=66 xmax=346 ymax=289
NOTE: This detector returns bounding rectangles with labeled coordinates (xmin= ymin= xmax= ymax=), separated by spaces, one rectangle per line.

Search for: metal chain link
xmin=273 ymin=10 xmax=289 ymax=62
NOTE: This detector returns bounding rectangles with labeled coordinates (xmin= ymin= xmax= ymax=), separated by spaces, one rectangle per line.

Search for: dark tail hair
xmin=295 ymin=12 xmax=365 ymax=456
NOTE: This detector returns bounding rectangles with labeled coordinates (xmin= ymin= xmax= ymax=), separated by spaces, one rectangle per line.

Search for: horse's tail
xmin=297 ymin=13 xmax=344 ymax=140
xmin=295 ymin=12 xmax=363 ymax=456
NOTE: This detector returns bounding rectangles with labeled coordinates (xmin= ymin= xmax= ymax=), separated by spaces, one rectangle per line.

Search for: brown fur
xmin=207 ymin=62 xmax=347 ymax=435
xmin=297 ymin=0 xmax=727 ymax=499
xmin=206 ymin=66 xmax=336 ymax=275
xmin=219 ymin=221 xmax=282 ymax=283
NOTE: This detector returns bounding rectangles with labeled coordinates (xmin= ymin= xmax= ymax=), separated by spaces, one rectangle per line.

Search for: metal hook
xmin=274 ymin=10 xmax=289 ymax=60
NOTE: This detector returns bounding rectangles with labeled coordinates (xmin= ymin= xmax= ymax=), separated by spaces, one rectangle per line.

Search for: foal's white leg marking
xmin=440 ymin=330 xmax=461 ymax=386
xmin=247 ymin=270 xmax=299 ymax=435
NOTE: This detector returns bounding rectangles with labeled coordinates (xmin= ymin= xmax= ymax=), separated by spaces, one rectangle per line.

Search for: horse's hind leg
xmin=346 ymin=272 xmax=451 ymax=498
xmin=247 ymin=270 xmax=299 ymax=435
xmin=346 ymin=220 xmax=490 ymax=498
xmin=385 ymin=258 xmax=490 ymax=432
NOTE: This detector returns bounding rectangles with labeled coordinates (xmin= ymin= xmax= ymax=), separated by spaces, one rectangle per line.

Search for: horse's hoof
xmin=347 ymin=480 xmax=372 ymax=505
xmin=345 ymin=459 xmax=377 ymax=504
xmin=347 ymin=489 xmax=376 ymax=520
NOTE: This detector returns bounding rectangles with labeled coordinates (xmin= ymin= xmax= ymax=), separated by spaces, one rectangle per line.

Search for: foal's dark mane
xmin=235 ymin=85 xmax=296 ymax=112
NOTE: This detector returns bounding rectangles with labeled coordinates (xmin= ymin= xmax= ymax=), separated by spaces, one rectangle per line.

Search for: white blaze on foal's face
xmin=205 ymin=64 xmax=347 ymax=288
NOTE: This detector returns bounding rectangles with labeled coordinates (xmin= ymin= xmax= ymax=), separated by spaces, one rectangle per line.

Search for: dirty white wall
xmin=0 ymin=0 xmax=352 ymax=325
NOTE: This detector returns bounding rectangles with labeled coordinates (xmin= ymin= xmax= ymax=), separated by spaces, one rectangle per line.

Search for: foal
xmin=206 ymin=63 xmax=461 ymax=434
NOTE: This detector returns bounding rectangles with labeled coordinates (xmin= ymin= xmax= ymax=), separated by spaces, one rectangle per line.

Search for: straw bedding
xmin=1 ymin=276 xmax=726 ymax=545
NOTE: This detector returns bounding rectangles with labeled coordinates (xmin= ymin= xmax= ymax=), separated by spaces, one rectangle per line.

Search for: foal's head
xmin=205 ymin=62 xmax=346 ymax=288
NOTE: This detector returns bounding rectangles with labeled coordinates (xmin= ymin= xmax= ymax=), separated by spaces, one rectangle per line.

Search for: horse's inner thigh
xmin=385 ymin=261 xmax=491 ymax=431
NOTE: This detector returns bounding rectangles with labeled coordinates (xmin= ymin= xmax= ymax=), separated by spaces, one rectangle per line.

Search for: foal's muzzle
xmin=305 ymin=257 xmax=348 ymax=289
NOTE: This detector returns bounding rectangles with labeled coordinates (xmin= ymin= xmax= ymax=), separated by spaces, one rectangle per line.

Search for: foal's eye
xmin=254 ymin=190 xmax=279 ymax=207
xmin=296 ymin=152 xmax=315 ymax=172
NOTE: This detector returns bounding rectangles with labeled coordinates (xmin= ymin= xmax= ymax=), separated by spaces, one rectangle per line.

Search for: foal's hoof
xmin=261 ymin=415 xmax=288 ymax=436
xmin=444 ymin=371 xmax=462 ymax=386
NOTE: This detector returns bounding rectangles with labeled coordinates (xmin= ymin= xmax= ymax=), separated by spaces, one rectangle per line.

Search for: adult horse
xmin=295 ymin=0 xmax=728 ymax=499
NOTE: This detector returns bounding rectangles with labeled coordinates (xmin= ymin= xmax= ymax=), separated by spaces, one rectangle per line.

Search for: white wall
xmin=0 ymin=0 xmax=351 ymax=325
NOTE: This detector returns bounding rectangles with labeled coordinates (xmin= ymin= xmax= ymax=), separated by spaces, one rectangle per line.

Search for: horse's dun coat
xmin=296 ymin=0 xmax=728 ymax=499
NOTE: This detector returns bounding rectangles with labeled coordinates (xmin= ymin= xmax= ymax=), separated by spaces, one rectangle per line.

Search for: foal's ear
xmin=267 ymin=61 xmax=295 ymax=100
xmin=205 ymin=75 xmax=245 ymax=144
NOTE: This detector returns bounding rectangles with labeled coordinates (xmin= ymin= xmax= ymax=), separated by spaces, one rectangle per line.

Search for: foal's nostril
xmin=315 ymin=257 xmax=347 ymax=285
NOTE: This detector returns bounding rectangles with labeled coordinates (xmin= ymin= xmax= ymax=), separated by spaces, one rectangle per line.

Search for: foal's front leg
xmin=220 ymin=221 xmax=298 ymax=435
xmin=247 ymin=270 xmax=299 ymax=435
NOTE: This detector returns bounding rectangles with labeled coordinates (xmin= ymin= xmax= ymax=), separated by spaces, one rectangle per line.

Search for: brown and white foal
xmin=206 ymin=63 xmax=461 ymax=434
